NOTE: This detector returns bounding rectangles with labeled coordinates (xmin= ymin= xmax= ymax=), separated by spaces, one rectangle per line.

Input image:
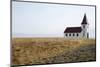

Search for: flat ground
xmin=11 ymin=38 xmax=96 ymax=65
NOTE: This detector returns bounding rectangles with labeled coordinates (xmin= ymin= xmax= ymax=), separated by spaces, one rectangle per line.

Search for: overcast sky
xmin=12 ymin=1 xmax=95 ymax=38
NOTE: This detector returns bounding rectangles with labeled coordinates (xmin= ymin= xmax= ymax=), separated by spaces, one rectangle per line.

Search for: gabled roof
xmin=81 ymin=14 xmax=88 ymax=24
xmin=64 ymin=27 xmax=82 ymax=33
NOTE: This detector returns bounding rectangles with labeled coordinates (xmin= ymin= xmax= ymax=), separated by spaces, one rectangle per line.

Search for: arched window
xmin=73 ymin=33 xmax=74 ymax=36
xmin=77 ymin=33 xmax=78 ymax=36
xmin=66 ymin=34 xmax=67 ymax=36
xmin=83 ymin=25 xmax=85 ymax=28
xmin=69 ymin=33 xmax=71 ymax=36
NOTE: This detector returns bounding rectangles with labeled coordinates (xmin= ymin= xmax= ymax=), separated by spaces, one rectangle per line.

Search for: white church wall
xmin=81 ymin=30 xmax=89 ymax=38
xmin=64 ymin=33 xmax=83 ymax=39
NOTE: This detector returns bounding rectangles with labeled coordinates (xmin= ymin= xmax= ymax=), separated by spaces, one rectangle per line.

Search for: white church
xmin=64 ymin=14 xmax=89 ymax=39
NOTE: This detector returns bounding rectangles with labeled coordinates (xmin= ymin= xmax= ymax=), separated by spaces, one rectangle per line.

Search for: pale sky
xmin=12 ymin=1 xmax=95 ymax=38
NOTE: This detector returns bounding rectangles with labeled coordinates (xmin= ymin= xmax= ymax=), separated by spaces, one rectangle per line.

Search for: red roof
xmin=64 ymin=27 xmax=82 ymax=33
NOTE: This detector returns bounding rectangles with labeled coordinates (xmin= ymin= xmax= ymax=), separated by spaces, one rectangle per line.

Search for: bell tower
xmin=81 ymin=14 xmax=89 ymax=38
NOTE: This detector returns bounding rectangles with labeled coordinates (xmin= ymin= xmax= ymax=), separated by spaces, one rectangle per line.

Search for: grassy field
xmin=11 ymin=38 xmax=96 ymax=65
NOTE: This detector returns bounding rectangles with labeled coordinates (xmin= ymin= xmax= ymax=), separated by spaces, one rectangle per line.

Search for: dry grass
xmin=11 ymin=38 xmax=96 ymax=65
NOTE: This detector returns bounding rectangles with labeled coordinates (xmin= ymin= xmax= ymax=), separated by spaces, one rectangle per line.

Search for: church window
xmin=73 ymin=33 xmax=74 ymax=36
xmin=69 ymin=33 xmax=71 ymax=36
xmin=83 ymin=25 xmax=85 ymax=28
xmin=66 ymin=34 xmax=67 ymax=36
xmin=77 ymin=33 xmax=78 ymax=36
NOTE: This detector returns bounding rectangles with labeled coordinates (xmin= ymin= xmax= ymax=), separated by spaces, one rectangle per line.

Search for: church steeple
xmin=81 ymin=14 xmax=88 ymax=24
xmin=81 ymin=14 xmax=89 ymax=38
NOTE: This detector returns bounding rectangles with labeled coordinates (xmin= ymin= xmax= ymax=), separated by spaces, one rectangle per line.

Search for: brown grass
xmin=11 ymin=38 xmax=96 ymax=65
